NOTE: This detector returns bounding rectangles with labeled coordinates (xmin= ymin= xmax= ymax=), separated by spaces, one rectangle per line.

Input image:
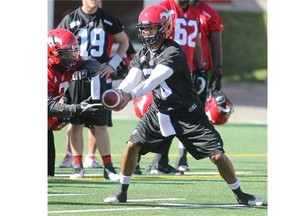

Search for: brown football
xmin=101 ymin=89 xmax=124 ymax=110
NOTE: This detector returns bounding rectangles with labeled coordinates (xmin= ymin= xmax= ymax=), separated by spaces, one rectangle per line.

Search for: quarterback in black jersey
xmin=104 ymin=5 xmax=265 ymax=206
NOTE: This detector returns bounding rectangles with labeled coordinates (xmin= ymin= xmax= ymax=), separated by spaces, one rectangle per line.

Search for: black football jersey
xmin=131 ymin=39 xmax=203 ymax=115
xmin=58 ymin=7 xmax=124 ymax=64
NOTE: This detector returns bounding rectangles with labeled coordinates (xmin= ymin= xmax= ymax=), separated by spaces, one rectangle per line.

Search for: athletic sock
xmin=73 ymin=155 xmax=83 ymax=165
xmin=102 ymin=155 xmax=112 ymax=165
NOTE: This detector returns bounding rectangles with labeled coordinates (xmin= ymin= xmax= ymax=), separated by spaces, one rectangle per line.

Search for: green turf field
xmin=48 ymin=119 xmax=267 ymax=215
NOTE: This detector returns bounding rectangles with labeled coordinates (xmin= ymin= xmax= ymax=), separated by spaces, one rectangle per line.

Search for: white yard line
xmin=48 ymin=201 xmax=250 ymax=214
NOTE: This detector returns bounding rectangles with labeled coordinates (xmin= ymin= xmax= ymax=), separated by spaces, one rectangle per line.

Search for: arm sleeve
xmin=48 ymin=93 xmax=80 ymax=118
xmin=117 ymin=67 xmax=144 ymax=92
xmin=131 ymin=64 xmax=173 ymax=98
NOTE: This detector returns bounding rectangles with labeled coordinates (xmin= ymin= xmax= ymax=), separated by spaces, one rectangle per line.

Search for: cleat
xmin=145 ymin=164 xmax=153 ymax=172
xmin=236 ymin=193 xmax=266 ymax=206
xmin=104 ymin=192 xmax=127 ymax=203
xmin=70 ymin=164 xmax=85 ymax=179
xmin=83 ymin=155 xmax=103 ymax=168
xmin=178 ymin=165 xmax=190 ymax=172
xmin=133 ymin=164 xmax=142 ymax=175
xmin=59 ymin=152 xmax=73 ymax=168
xmin=149 ymin=164 xmax=182 ymax=175
xmin=104 ymin=163 xmax=120 ymax=181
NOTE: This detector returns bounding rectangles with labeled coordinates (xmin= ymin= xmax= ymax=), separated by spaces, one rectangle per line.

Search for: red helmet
xmin=205 ymin=90 xmax=234 ymax=125
xmin=47 ymin=28 xmax=80 ymax=69
xmin=133 ymin=91 xmax=153 ymax=119
xmin=136 ymin=5 xmax=172 ymax=47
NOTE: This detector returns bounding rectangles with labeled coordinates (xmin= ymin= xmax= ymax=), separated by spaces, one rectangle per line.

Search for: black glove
xmin=192 ymin=69 xmax=207 ymax=92
xmin=209 ymin=65 xmax=222 ymax=91
xmin=75 ymin=56 xmax=102 ymax=79
xmin=75 ymin=96 xmax=103 ymax=117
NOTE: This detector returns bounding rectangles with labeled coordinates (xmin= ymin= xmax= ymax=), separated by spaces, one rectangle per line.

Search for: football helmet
xmin=136 ymin=5 xmax=172 ymax=48
xmin=133 ymin=91 xmax=153 ymax=119
xmin=48 ymin=28 xmax=80 ymax=70
xmin=205 ymin=90 xmax=234 ymax=125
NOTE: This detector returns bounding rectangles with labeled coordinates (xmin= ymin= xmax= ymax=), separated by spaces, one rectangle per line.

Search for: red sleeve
xmin=203 ymin=3 xmax=224 ymax=31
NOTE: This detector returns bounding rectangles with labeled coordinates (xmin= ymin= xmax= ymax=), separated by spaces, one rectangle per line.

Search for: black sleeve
xmin=76 ymin=56 xmax=102 ymax=77
xmin=48 ymin=92 xmax=80 ymax=118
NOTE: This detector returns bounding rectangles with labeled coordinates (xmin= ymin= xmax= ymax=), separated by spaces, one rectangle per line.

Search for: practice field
xmin=48 ymin=119 xmax=267 ymax=215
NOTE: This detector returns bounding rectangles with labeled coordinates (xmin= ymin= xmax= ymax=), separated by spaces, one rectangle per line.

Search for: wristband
xmin=108 ymin=53 xmax=122 ymax=71
xmin=130 ymin=92 xmax=136 ymax=100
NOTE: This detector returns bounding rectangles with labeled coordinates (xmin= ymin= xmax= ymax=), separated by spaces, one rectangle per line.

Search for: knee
xmin=125 ymin=141 xmax=141 ymax=153
xmin=210 ymin=153 xmax=224 ymax=164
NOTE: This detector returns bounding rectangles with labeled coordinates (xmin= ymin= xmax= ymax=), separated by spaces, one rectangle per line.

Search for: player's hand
xmin=99 ymin=64 xmax=115 ymax=79
xmin=193 ymin=69 xmax=207 ymax=94
xmin=76 ymin=97 xmax=103 ymax=117
xmin=113 ymin=90 xmax=131 ymax=112
xmin=209 ymin=66 xmax=222 ymax=91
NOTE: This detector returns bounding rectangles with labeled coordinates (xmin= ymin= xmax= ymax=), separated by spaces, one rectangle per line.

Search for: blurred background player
xmin=48 ymin=28 xmax=101 ymax=176
xmin=57 ymin=0 xmax=129 ymax=179
xmin=175 ymin=0 xmax=225 ymax=171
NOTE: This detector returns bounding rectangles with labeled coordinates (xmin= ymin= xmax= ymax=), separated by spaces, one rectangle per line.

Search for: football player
xmin=175 ymin=0 xmax=226 ymax=171
xmin=103 ymin=4 xmax=265 ymax=206
xmin=141 ymin=0 xmax=205 ymax=175
xmin=57 ymin=0 xmax=129 ymax=179
xmin=48 ymin=28 xmax=101 ymax=176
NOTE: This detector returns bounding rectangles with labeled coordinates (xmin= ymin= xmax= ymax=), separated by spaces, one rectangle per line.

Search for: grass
xmin=48 ymin=119 xmax=267 ymax=215
xmin=220 ymin=12 xmax=267 ymax=82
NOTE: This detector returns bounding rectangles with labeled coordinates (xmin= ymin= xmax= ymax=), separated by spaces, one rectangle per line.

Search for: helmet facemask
xmin=137 ymin=24 xmax=164 ymax=48
xmin=57 ymin=44 xmax=80 ymax=70
xmin=214 ymin=93 xmax=233 ymax=116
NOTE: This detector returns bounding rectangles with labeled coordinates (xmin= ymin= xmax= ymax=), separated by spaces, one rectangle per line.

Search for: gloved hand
xmin=75 ymin=96 xmax=103 ymax=117
xmin=192 ymin=69 xmax=207 ymax=93
xmin=209 ymin=65 xmax=222 ymax=91
xmin=50 ymin=117 xmax=70 ymax=131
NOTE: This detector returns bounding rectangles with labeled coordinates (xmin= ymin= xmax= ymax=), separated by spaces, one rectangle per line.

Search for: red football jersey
xmin=160 ymin=0 xmax=201 ymax=71
xmin=194 ymin=2 xmax=224 ymax=70
xmin=47 ymin=63 xmax=74 ymax=130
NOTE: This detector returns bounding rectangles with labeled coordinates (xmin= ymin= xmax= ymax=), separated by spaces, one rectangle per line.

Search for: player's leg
xmin=104 ymin=108 xmax=166 ymax=203
xmin=59 ymin=124 xmax=73 ymax=168
xmin=104 ymin=141 xmax=141 ymax=203
xmin=133 ymin=154 xmax=142 ymax=175
xmin=69 ymin=123 xmax=85 ymax=179
xmin=175 ymin=141 xmax=189 ymax=172
xmin=48 ymin=129 xmax=55 ymax=176
xmin=180 ymin=116 xmax=266 ymax=206
xmin=83 ymin=125 xmax=102 ymax=168
xmin=149 ymin=139 xmax=179 ymax=174
xmin=210 ymin=153 xmax=265 ymax=206
xmin=93 ymin=124 xmax=120 ymax=181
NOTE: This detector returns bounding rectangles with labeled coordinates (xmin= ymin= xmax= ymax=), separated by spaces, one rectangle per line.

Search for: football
xmin=101 ymin=89 xmax=124 ymax=110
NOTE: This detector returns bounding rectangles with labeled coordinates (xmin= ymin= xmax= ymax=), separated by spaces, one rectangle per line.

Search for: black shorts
xmin=66 ymin=76 xmax=112 ymax=126
xmin=129 ymin=106 xmax=224 ymax=160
